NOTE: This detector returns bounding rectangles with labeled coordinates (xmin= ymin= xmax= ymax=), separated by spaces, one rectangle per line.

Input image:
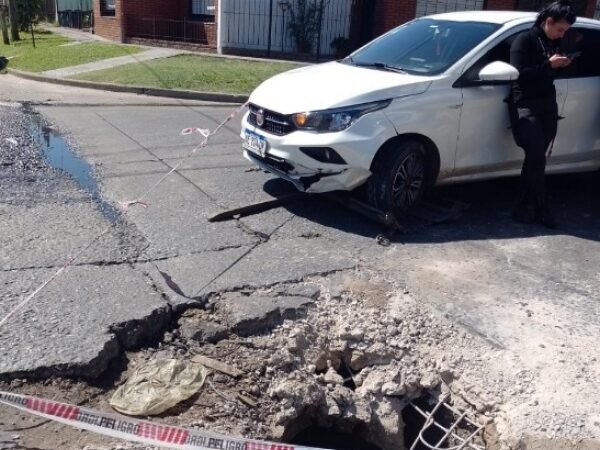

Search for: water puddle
xmin=28 ymin=113 xmax=122 ymax=223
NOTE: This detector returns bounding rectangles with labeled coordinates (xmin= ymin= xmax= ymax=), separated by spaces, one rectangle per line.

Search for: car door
xmin=550 ymin=26 xmax=600 ymax=170
xmin=453 ymin=27 xmax=568 ymax=180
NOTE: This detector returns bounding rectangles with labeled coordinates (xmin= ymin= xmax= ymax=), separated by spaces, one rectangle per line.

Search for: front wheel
xmin=367 ymin=139 xmax=428 ymax=214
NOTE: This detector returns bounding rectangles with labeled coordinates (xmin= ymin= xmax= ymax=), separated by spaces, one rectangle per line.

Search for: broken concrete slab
xmin=276 ymin=282 xmax=321 ymax=300
xmin=0 ymin=264 xmax=167 ymax=379
xmin=180 ymin=319 xmax=229 ymax=343
xmin=217 ymin=294 xmax=314 ymax=336
xmin=99 ymin=172 xmax=258 ymax=259
xmin=203 ymin=237 xmax=356 ymax=293
xmin=0 ymin=199 xmax=138 ymax=271
xmin=138 ymin=246 xmax=254 ymax=307
xmin=183 ymin=167 xmax=298 ymax=237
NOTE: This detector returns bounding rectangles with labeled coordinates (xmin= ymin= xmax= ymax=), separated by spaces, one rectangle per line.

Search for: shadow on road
xmin=263 ymin=171 xmax=600 ymax=244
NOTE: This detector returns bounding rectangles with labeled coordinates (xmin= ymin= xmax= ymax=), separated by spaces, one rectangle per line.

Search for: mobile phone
xmin=566 ymin=51 xmax=582 ymax=59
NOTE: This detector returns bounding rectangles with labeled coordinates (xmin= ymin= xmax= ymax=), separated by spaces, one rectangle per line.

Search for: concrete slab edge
xmin=8 ymin=69 xmax=249 ymax=104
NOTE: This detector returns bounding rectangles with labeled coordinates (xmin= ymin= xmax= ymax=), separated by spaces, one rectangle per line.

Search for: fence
xmin=57 ymin=0 xmax=93 ymax=29
xmin=57 ymin=10 xmax=92 ymax=28
xmin=221 ymin=0 xmax=354 ymax=59
xmin=126 ymin=15 xmax=213 ymax=45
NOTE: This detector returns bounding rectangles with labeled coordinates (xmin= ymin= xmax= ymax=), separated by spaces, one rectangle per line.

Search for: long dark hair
xmin=535 ymin=0 xmax=577 ymax=26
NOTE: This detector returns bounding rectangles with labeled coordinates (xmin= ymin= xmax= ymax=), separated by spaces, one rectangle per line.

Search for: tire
xmin=367 ymin=139 xmax=428 ymax=214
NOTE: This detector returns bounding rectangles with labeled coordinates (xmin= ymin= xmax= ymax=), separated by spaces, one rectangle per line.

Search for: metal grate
xmin=408 ymin=393 xmax=488 ymax=450
xmin=248 ymin=104 xmax=295 ymax=136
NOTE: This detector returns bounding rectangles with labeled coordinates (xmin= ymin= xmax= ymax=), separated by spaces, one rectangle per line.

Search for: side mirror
xmin=478 ymin=61 xmax=519 ymax=82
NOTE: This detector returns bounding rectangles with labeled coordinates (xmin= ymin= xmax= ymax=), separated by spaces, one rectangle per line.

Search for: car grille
xmin=248 ymin=104 xmax=295 ymax=136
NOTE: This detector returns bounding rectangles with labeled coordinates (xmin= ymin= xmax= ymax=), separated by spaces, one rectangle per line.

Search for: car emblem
xmin=256 ymin=109 xmax=265 ymax=127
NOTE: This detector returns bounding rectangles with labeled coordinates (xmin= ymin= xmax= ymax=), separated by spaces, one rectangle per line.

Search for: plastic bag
xmin=110 ymin=359 xmax=206 ymax=416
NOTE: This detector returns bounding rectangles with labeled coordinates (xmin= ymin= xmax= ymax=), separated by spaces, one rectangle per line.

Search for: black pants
xmin=512 ymin=102 xmax=558 ymax=206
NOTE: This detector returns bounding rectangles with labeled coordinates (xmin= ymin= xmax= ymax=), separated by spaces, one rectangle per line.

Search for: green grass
xmin=72 ymin=54 xmax=301 ymax=95
xmin=0 ymin=30 xmax=141 ymax=72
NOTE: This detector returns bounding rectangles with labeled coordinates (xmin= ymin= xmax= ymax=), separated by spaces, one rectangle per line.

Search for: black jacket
xmin=510 ymin=26 xmax=562 ymax=106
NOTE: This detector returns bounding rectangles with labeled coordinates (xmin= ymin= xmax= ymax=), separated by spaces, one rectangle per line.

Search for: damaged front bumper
xmin=241 ymin=109 xmax=395 ymax=193
xmin=243 ymin=150 xmax=368 ymax=192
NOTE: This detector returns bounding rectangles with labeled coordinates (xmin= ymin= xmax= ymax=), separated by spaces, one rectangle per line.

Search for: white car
xmin=241 ymin=11 xmax=600 ymax=212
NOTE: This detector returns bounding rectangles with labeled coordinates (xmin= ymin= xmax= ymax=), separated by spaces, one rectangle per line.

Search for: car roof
xmin=426 ymin=10 xmax=535 ymax=24
xmin=426 ymin=10 xmax=600 ymax=27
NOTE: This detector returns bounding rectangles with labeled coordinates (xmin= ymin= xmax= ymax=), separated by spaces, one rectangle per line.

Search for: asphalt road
xmin=1 ymin=74 xmax=600 ymax=446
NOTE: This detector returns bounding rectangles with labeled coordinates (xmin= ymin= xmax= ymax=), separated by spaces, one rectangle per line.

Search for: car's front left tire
xmin=367 ymin=139 xmax=428 ymax=214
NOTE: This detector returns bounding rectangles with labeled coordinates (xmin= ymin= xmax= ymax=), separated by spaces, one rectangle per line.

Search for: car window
xmin=458 ymin=30 xmax=526 ymax=84
xmin=559 ymin=27 xmax=600 ymax=78
xmin=345 ymin=18 xmax=500 ymax=76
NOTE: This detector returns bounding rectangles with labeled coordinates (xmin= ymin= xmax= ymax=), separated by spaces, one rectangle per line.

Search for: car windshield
xmin=345 ymin=18 xmax=500 ymax=76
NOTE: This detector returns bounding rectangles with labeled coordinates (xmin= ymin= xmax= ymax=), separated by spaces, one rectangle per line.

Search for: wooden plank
xmin=192 ymin=354 xmax=244 ymax=378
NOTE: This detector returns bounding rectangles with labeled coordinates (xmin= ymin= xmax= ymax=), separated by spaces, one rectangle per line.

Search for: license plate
xmin=243 ymin=129 xmax=267 ymax=156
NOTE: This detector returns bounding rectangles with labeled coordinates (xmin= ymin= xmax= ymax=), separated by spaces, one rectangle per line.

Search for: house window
xmin=191 ymin=0 xmax=215 ymax=21
xmin=101 ymin=0 xmax=115 ymax=16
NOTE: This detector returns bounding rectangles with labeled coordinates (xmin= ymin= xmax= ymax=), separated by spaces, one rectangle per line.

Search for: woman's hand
xmin=549 ymin=54 xmax=571 ymax=68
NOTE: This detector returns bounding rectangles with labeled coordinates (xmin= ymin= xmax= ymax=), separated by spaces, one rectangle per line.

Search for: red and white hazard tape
xmin=0 ymin=391 xmax=326 ymax=450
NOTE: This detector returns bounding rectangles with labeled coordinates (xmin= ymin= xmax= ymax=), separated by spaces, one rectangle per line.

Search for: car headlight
xmin=291 ymin=99 xmax=392 ymax=133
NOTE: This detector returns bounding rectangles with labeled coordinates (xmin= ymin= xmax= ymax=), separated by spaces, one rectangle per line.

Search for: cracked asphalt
xmin=1 ymin=74 xmax=600 ymax=447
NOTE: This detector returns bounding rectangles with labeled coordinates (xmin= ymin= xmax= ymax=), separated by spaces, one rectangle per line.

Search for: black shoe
xmin=512 ymin=202 xmax=536 ymax=224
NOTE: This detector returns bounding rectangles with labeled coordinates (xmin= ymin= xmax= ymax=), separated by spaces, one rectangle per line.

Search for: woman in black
xmin=509 ymin=0 xmax=576 ymax=228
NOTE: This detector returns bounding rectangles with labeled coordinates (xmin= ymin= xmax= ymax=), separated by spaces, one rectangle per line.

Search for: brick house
xmin=93 ymin=0 xmax=217 ymax=50
xmin=92 ymin=0 xmax=600 ymax=56
xmin=368 ymin=0 xmax=599 ymax=47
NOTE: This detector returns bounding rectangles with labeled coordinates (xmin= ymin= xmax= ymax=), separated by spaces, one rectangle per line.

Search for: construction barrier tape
xmin=0 ymin=391 xmax=327 ymax=450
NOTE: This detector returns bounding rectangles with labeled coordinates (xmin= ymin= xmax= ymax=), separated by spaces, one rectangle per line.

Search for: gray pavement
xmin=1 ymin=75 xmax=600 ymax=447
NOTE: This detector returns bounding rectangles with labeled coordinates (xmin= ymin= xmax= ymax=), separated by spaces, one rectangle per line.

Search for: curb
xmin=8 ymin=69 xmax=249 ymax=104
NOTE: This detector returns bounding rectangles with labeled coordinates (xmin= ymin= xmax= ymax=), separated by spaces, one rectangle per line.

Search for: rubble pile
xmin=125 ymin=271 xmax=493 ymax=450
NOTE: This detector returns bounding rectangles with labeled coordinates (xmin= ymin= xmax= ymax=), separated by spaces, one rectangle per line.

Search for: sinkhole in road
xmin=28 ymin=113 xmax=121 ymax=223
xmin=289 ymin=421 xmax=382 ymax=450
xmin=282 ymin=389 xmax=484 ymax=450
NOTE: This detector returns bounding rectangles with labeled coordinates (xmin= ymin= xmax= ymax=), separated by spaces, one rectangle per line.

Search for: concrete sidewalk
xmin=40 ymin=25 xmax=109 ymax=42
xmin=42 ymin=47 xmax=188 ymax=77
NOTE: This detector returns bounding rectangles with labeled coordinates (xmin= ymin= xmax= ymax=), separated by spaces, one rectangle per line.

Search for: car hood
xmin=249 ymin=61 xmax=433 ymax=114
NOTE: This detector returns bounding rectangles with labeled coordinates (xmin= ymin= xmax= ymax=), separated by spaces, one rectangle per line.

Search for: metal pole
xmin=267 ymin=0 xmax=273 ymax=56
xmin=281 ymin=9 xmax=285 ymax=52
xmin=316 ymin=0 xmax=323 ymax=61
xmin=1 ymin=7 xmax=10 ymax=45
xmin=7 ymin=0 xmax=19 ymax=41
xmin=216 ymin=0 xmax=223 ymax=54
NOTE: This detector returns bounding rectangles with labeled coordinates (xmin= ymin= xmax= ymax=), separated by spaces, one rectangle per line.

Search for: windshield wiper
xmin=353 ymin=61 xmax=407 ymax=74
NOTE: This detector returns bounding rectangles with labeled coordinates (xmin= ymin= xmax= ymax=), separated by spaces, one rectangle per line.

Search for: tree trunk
xmin=1 ymin=8 xmax=10 ymax=45
xmin=7 ymin=0 xmax=19 ymax=41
